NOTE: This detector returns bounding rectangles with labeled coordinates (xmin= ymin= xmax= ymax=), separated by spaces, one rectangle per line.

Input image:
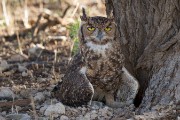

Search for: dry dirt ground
xmin=1 ymin=1 xmax=174 ymax=120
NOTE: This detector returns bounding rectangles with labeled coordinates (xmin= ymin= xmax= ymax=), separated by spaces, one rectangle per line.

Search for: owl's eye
xmin=87 ymin=27 xmax=95 ymax=31
xmin=104 ymin=27 xmax=112 ymax=31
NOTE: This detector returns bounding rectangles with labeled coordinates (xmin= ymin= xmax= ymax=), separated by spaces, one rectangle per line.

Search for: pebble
xmin=40 ymin=105 xmax=48 ymax=115
xmin=6 ymin=114 xmax=31 ymax=120
xmin=8 ymin=54 xmax=27 ymax=62
xmin=0 ymin=60 xmax=9 ymax=72
xmin=60 ymin=115 xmax=69 ymax=120
xmin=18 ymin=64 xmax=27 ymax=72
xmin=0 ymin=87 xmax=15 ymax=99
xmin=84 ymin=112 xmax=90 ymax=120
xmin=0 ymin=115 xmax=6 ymax=120
xmin=90 ymin=110 xmax=98 ymax=119
xmin=44 ymin=102 xmax=65 ymax=117
xmin=1 ymin=111 xmax=6 ymax=116
xmin=98 ymin=106 xmax=112 ymax=119
xmin=34 ymin=92 xmax=45 ymax=102
xmin=178 ymin=116 xmax=180 ymax=120
xmin=91 ymin=101 xmax=104 ymax=110
xmin=22 ymin=71 xmax=28 ymax=76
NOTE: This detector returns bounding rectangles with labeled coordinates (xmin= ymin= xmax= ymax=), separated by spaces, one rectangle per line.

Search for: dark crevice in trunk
xmin=134 ymin=68 xmax=151 ymax=107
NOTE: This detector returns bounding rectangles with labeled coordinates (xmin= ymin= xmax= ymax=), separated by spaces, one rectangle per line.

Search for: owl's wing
xmin=52 ymin=53 xmax=94 ymax=107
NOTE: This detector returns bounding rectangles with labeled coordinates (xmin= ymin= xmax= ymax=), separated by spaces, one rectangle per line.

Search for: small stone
xmin=1 ymin=111 xmax=6 ymax=116
xmin=38 ymin=78 xmax=47 ymax=82
xmin=44 ymin=102 xmax=65 ymax=117
xmin=0 ymin=60 xmax=9 ymax=72
xmin=40 ymin=105 xmax=48 ymax=115
xmin=18 ymin=64 xmax=27 ymax=72
xmin=90 ymin=110 xmax=98 ymax=119
xmin=91 ymin=101 xmax=104 ymax=109
xmin=20 ymin=89 xmax=31 ymax=98
xmin=98 ymin=107 xmax=110 ymax=119
xmin=60 ymin=115 xmax=69 ymax=120
xmin=6 ymin=114 xmax=31 ymax=120
xmin=106 ymin=110 xmax=113 ymax=117
xmin=34 ymin=92 xmax=45 ymax=102
xmin=43 ymin=91 xmax=51 ymax=97
xmin=84 ymin=113 xmax=90 ymax=120
xmin=15 ymin=106 xmax=22 ymax=112
xmin=76 ymin=115 xmax=83 ymax=120
xmin=81 ymin=107 xmax=87 ymax=115
xmin=8 ymin=54 xmax=28 ymax=62
xmin=0 ymin=115 xmax=6 ymax=120
xmin=22 ymin=71 xmax=28 ymax=77
xmin=28 ymin=44 xmax=44 ymax=57
xmin=0 ymin=87 xmax=15 ymax=99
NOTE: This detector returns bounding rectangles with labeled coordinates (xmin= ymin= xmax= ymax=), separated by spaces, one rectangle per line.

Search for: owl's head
xmin=79 ymin=8 xmax=117 ymax=45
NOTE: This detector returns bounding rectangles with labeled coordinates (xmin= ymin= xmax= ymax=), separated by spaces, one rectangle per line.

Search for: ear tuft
xmin=80 ymin=8 xmax=88 ymax=21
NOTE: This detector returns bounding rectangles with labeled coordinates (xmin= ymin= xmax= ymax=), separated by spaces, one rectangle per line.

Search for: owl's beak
xmin=97 ymin=31 xmax=103 ymax=41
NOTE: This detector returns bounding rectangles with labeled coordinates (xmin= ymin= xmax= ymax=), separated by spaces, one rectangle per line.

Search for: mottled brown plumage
xmin=52 ymin=8 xmax=139 ymax=108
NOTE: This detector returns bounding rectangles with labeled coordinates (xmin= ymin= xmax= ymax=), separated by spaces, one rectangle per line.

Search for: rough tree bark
xmin=105 ymin=0 xmax=180 ymax=119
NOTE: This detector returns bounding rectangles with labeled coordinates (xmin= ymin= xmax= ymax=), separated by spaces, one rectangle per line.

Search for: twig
xmin=71 ymin=2 xmax=79 ymax=18
xmin=61 ymin=5 xmax=71 ymax=18
xmin=32 ymin=13 xmax=43 ymax=39
xmin=30 ymin=96 xmax=38 ymax=120
xmin=2 ymin=0 xmax=10 ymax=26
xmin=16 ymin=30 xmax=23 ymax=55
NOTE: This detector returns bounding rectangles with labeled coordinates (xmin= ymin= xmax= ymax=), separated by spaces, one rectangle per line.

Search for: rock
xmin=43 ymin=91 xmax=51 ymax=97
xmin=177 ymin=116 xmax=180 ymax=120
xmin=0 ymin=115 xmax=6 ymax=120
xmin=81 ymin=106 xmax=87 ymax=115
xmin=76 ymin=115 xmax=83 ymax=120
xmin=0 ymin=60 xmax=9 ymax=72
xmin=84 ymin=112 xmax=90 ymax=120
xmin=18 ymin=64 xmax=27 ymax=72
xmin=28 ymin=44 xmax=44 ymax=57
xmin=6 ymin=114 xmax=31 ymax=120
xmin=40 ymin=105 xmax=48 ymax=115
xmin=37 ymin=78 xmax=48 ymax=82
xmin=0 ymin=87 xmax=15 ymax=99
xmin=44 ymin=102 xmax=65 ymax=117
xmin=22 ymin=71 xmax=28 ymax=77
xmin=76 ymin=113 xmax=91 ymax=120
xmin=8 ymin=54 xmax=28 ymax=62
xmin=34 ymin=92 xmax=45 ymax=102
xmin=1 ymin=111 xmax=6 ymax=116
xmin=90 ymin=110 xmax=98 ymax=119
xmin=98 ymin=106 xmax=112 ymax=119
xmin=20 ymin=89 xmax=31 ymax=98
xmin=91 ymin=101 xmax=104 ymax=110
xmin=60 ymin=115 xmax=69 ymax=120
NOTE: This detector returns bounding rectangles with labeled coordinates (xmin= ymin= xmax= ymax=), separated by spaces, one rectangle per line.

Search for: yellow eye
xmin=104 ymin=27 xmax=112 ymax=31
xmin=87 ymin=27 xmax=95 ymax=31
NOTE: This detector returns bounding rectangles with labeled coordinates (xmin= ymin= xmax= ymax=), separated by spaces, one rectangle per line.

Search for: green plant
xmin=67 ymin=20 xmax=80 ymax=55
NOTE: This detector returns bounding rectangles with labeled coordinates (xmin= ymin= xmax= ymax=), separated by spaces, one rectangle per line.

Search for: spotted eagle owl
xmin=52 ymin=8 xmax=139 ymax=108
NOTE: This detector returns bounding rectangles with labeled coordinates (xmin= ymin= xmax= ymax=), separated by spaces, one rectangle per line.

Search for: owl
xmin=52 ymin=8 xmax=139 ymax=108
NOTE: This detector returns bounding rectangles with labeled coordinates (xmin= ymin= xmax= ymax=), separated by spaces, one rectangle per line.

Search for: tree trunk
xmin=105 ymin=0 xmax=180 ymax=119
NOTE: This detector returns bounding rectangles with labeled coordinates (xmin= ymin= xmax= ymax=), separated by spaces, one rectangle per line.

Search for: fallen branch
xmin=0 ymin=99 xmax=31 ymax=108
